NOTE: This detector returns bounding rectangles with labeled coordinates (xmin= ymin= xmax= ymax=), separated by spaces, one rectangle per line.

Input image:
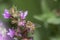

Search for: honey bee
xmin=26 ymin=21 xmax=35 ymax=33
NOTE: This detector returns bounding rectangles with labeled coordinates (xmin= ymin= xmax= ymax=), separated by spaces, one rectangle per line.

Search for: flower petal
xmin=3 ymin=9 xmax=11 ymax=19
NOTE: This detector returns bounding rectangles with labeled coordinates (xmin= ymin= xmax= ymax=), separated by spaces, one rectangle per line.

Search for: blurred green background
xmin=0 ymin=0 xmax=60 ymax=40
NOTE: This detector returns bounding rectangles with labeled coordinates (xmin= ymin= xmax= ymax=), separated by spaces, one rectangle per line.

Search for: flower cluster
xmin=2 ymin=7 xmax=35 ymax=40
xmin=0 ymin=21 xmax=14 ymax=40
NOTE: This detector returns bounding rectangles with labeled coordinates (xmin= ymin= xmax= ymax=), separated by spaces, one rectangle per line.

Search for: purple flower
xmin=0 ymin=34 xmax=14 ymax=40
xmin=7 ymin=29 xmax=15 ymax=38
xmin=3 ymin=9 xmax=11 ymax=19
xmin=18 ymin=20 xmax=26 ymax=26
xmin=20 ymin=11 xmax=28 ymax=19
xmin=0 ymin=35 xmax=14 ymax=40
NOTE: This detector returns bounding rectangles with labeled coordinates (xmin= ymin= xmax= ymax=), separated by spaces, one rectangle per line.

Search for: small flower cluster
xmin=3 ymin=7 xmax=35 ymax=40
xmin=0 ymin=21 xmax=14 ymax=40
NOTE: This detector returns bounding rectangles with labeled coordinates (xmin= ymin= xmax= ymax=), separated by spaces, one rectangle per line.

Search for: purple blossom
xmin=0 ymin=35 xmax=14 ymax=40
xmin=0 ymin=36 xmax=4 ymax=40
xmin=20 ymin=11 xmax=28 ymax=19
xmin=0 ymin=21 xmax=14 ymax=40
xmin=15 ymin=32 xmax=22 ymax=37
xmin=7 ymin=29 xmax=15 ymax=38
xmin=3 ymin=9 xmax=11 ymax=19
xmin=18 ymin=20 xmax=26 ymax=26
xmin=15 ymin=28 xmax=22 ymax=37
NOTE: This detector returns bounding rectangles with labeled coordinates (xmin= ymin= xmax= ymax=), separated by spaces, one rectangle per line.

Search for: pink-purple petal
xmin=18 ymin=20 xmax=26 ymax=26
xmin=20 ymin=11 xmax=28 ymax=19
xmin=3 ymin=9 xmax=11 ymax=19
xmin=24 ymin=11 xmax=28 ymax=17
xmin=7 ymin=29 xmax=15 ymax=38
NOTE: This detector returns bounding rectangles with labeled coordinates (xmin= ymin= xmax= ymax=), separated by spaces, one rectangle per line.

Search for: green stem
xmin=40 ymin=22 xmax=50 ymax=40
xmin=41 ymin=0 xmax=50 ymax=13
